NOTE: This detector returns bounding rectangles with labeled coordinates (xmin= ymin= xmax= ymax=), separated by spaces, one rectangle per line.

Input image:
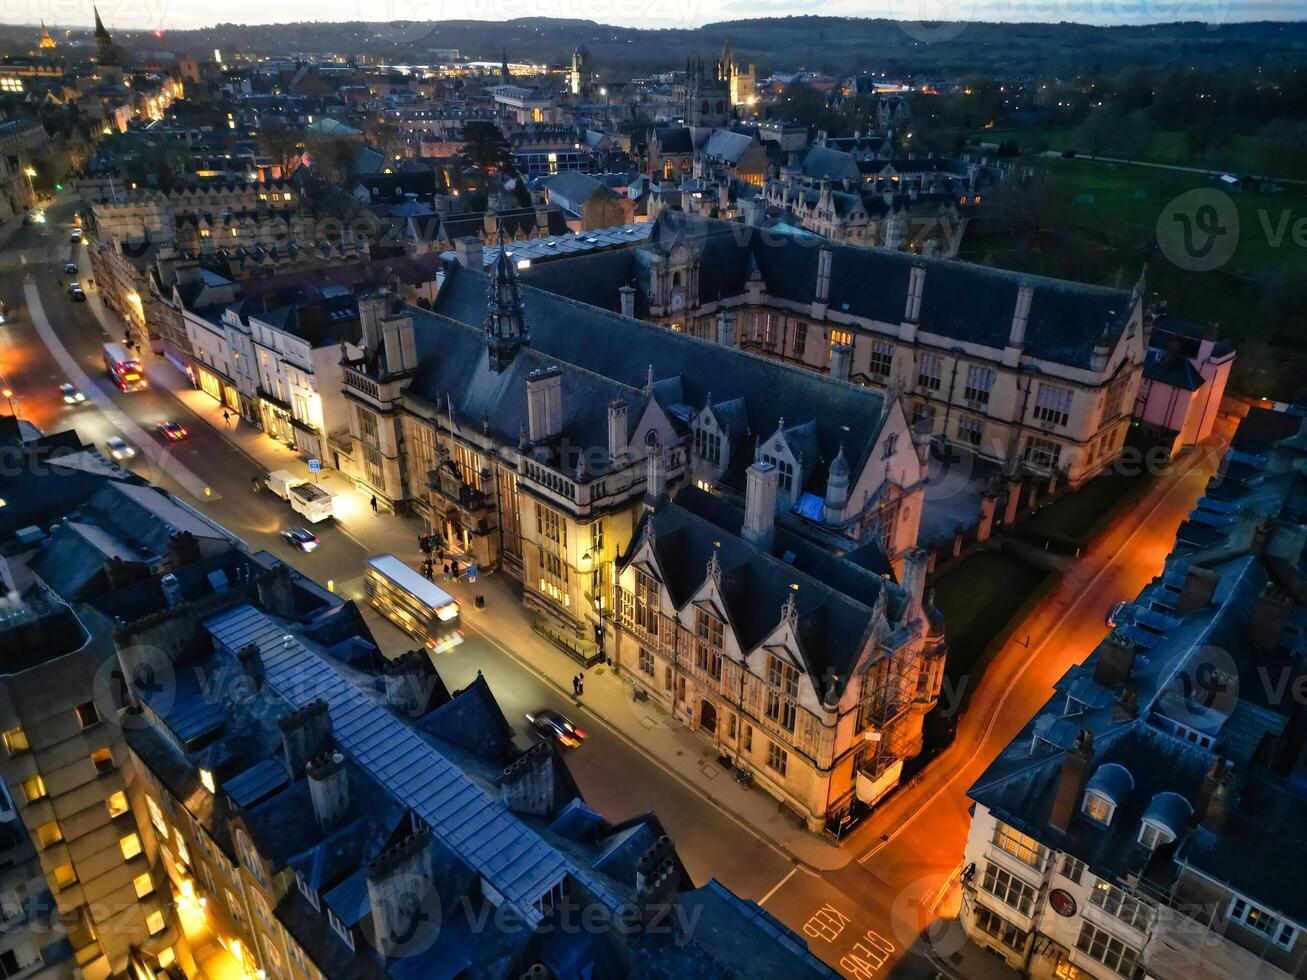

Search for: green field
xmin=974 ymin=127 xmax=1293 ymax=177
xmin=960 ymin=157 xmax=1307 ymax=398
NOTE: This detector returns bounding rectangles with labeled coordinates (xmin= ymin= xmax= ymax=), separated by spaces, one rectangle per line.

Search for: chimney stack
xmin=1250 ymin=583 xmax=1293 ymax=655
xmin=1198 ymin=759 xmax=1234 ymax=833
xmin=525 ymin=367 xmax=563 ymax=443
xmin=828 ymin=342 xmax=852 ymax=381
xmin=1175 ymin=565 xmax=1220 ymax=614
xmin=382 ymin=650 xmax=439 ymax=717
xmin=1112 ymin=687 xmax=1139 ymax=723
xmin=619 ymin=285 xmax=636 ymax=318
xmin=236 ymin=643 xmax=264 ymax=692
xmin=904 ymin=265 xmax=925 ymax=323
xmin=1008 ymin=283 xmax=1034 ymax=352
xmin=741 ymin=461 xmax=779 ymax=550
xmin=306 ymin=750 xmax=349 ymax=829
xmin=644 ymin=440 xmax=667 ymax=510
xmin=357 ymin=292 xmax=388 ymax=353
xmin=256 ymin=564 xmax=297 ymax=618
xmin=607 ymin=399 xmax=629 ymax=466
xmin=499 ymin=740 xmax=555 ymax=817
xmin=380 ymin=311 xmax=417 ymax=375
xmin=366 ymin=831 xmax=436 ymax=958
xmin=159 ymin=572 xmax=183 ymax=607
xmin=168 ymin=530 xmax=201 ymax=568
xmin=815 ymin=246 xmax=833 ymax=304
xmin=453 ymin=235 xmax=483 ymax=271
xmin=899 ymin=548 xmax=930 ymax=622
xmin=1049 ymin=730 xmax=1094 ymax=833
xmin=279 ymin=699 xmax=332 ymax=779
xmin=1092 ymin=633 xmax=1137 ymax=688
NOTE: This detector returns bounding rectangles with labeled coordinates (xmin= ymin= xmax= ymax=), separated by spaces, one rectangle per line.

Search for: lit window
xmin=133 ymin=872 xmax=155 ymax=898
xmin=106 ymin=791 xmax=129 ymax=818
xmin=199 ymin=769 xmax=215 ymax=793
xmin=1229 ymin=896 xmax=1297 ymax=951
xmin=992 ymin=822 xmax=1044 ymax=868
xmin=1138 ymin=821 xmax=1173 ymax=851
xmin=21 ymin=775 xmax=46 ymax=803
xmin=158 ymin=947 xmax=176 ymax=968
xmin=119 ymin=833 xmax=143 ymax=860
xmin=75 ymin=701 xmax=101 ymax=728
xmin=146 ymin=796 xmax=167 ymax=836
xmin=146 ymin=910 xmax=166 ymax=935
xmin=91 ymin=747 xmax=113 ymax=773
xmin=2 ymin=726 xmax=28 ymax=756
xmin=1082 ymin=791 xmax=1114 ymax=825
xmin=35 ymin=820 xmax=63 ymax=848
xmin=53 ymin=863 xmax=77 ymax=889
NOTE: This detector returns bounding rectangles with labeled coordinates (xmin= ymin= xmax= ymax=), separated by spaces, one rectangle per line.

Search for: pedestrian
xmin=451 ymin=560 xmax=460 ymax=580
xmin=577 ymin=672 xmax=585 ymax=696
xmin=370 ymin=495 xmax=378 ymax=515
xmin=437 ymin=546 xmax=445 ymax=562
xmin=443 ymin=563 xmax=451 ymax=581
xmin=571 ymin=674 xmax=580 ymax=696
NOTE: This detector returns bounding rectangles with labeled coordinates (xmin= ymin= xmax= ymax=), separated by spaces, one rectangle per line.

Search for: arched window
xmin=663 ymin=160 xmax=674 ymax=180
xmin=672 ymin=271 xmax=682 ymax=288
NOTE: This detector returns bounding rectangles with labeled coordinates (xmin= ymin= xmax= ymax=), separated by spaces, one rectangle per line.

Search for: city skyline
xmin=6 ymin=0 xmax=1305 ymax=33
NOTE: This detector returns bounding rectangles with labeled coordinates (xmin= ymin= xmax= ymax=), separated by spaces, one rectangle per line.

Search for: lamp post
xmin=2 ymin=388 xmax=15 ymax=416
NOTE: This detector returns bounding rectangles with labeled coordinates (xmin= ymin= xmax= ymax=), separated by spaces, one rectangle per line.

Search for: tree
xmin=303 ymin=134 xmax=357 ymax=186
xmin=460 ymin=121 xmax=512 ymax=175
xmin=261 ymin=123 xmax=303 ymax=176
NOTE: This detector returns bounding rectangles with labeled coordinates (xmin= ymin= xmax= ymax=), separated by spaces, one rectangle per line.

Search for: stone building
xmin=519 ymin=212 xmax=1148 ymax=494
xmin=959 ymin=408 xmax=1307 ymax=980
xmin=615 ymin=484 xmax=947 ymax=831
xmin=113 ymin=557 xmax=841 ymax=979
xmin=332 ymin=227 xmax=926 ymax=665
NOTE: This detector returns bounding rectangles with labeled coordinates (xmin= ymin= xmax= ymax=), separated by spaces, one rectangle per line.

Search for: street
xmin=0 ymin=194 xmax=1227 ymax=979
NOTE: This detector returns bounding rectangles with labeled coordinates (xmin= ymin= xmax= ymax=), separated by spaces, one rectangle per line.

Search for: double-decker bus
xmin=102 ymin=343 xmax=147 ymax=392
xmin=364 ymin=554 xmax=464 ymax=654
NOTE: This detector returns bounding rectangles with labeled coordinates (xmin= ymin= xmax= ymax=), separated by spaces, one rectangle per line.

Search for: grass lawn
xmin=960 ymin=157 xmax=1307 ymax=397
xmin=932 ymin=549 xmax=1055 ymax=703
xmin=1020 ymin=464 xmax=1154 ymax=552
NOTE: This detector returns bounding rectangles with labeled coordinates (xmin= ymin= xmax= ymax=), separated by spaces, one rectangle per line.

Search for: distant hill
xmin=4 ymin=16 xmax=1305 ymax=76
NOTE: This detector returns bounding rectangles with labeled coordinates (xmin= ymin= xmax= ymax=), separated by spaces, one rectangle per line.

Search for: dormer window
xmin=328 ymin=907 xmax=355 ymax=950
xmin=296 ymin=871 xmax=320 ymax=910
xmin=1082 ymin=791 xmax=1115 ymax=825
xmin=882 ymin=433 xmax=898 ymax=459
xmin=1138 ymin=821 xmax=1173 ymax=851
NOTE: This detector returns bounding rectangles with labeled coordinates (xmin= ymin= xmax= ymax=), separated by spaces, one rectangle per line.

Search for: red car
xmin=156 ymin=420 xmax=189 ymax=441
xmin=526 ymin=709 xmax=587 ymax=749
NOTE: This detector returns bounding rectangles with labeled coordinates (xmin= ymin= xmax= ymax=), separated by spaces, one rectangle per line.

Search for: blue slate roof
xmin=204 ymin=604 xmax=622 ymax=925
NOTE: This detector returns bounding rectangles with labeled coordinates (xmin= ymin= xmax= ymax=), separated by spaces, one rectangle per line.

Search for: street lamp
xmin=1 ymin=388 xmax=14 ymax=415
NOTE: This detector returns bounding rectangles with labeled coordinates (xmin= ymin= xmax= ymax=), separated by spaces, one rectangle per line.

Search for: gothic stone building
xmin=519 ymin=212 xmax=1148 ymax=493
xmin=333 ymin=244 xmax=942 ymax=829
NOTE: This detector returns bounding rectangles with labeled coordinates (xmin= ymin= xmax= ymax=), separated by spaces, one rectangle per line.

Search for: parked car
xmin=156 ymin=420 xmax=189 ymax=441
xmin=68 ymin=282 xmax=85 ymax=301
xmin=526 ymin=709 xmax=587 ymax=749
xmin=70 ymin=228 xmax=81 ymax=242
xmin=1106 ymin=601 xmax=1128 ymax=628
xmin=59 ymin=383 xmax=85 ymax=404
xmin=106 ymin=436 xmax=134 ymax=460
xmin=64 ymin=261 xmax=77 ymax=274
xmin=281 ymin=527 xmax=321 ymax=553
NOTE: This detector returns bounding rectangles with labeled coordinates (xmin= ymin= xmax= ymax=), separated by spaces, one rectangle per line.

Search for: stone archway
xmin=699 ymin=698 xmax=717 ymax=735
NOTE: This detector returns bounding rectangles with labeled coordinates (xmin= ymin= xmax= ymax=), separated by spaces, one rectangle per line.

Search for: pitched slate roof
xmin=431 ymin=263 xmax=889 ymax=475
xmin=516 ymin=213 xmax=1135 ymax=371
xmin=652 ymin=126 xmax=693 ymax=154
xmin=625 ymin=490 xmax=894 ymax=696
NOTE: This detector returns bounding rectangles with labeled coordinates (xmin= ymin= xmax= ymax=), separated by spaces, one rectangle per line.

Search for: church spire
xmin=93 ymin=4 xmax=110 ymax=38
xmin=500 ymin=49 xmax=510 ymax=81
xmin=39 ymin=21 xmax=56 ymax=50
xmin=484 ymin=219 xmax=528 ymax=373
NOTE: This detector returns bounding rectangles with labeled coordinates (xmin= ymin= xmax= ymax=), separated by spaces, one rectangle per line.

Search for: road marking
xmin=858 ymin=439 xmax=1225 ymax=864
xmin=759 ymin=867 xmax=797 ymax=906
xmin=838 ymin=930 xmax=895 ymax=979
xmin=801 ymin=901 xmax=850 ymax=942
xmin=23 ymin=281 xmax=218 ymax=502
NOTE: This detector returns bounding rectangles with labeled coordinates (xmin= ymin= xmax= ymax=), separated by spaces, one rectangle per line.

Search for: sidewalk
xmin=142 ymin=351 xmax=851 ymax=872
